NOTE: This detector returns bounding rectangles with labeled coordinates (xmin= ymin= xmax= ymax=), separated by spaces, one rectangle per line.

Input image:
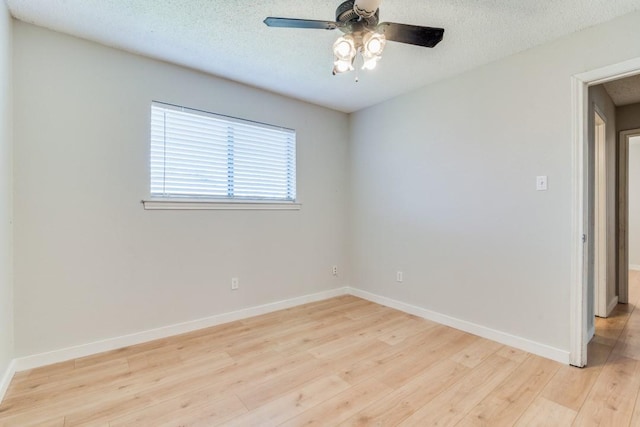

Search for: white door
xmin=594 ymin=110 xmax=608 ymax=318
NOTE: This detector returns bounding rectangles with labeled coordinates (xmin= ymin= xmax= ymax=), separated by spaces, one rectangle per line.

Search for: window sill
xmin=142 ymin=199 xmax=302 ymax=211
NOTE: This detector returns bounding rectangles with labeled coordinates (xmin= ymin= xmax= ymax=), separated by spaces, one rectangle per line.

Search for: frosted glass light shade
xmin=363 ymin=32 xmax=386 ymax=56
xmin=333 ymin=35 xmax=356 ymax=61
xmin=333 ymin=58 xmax=355 ymax=74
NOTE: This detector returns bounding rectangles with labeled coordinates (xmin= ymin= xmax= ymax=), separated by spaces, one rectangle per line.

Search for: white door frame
xmin=570 ymin=57 xmax=640 ymax=367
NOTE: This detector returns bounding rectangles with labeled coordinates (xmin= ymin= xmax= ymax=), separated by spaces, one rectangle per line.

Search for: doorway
xmin=571 ymin=58 xmax=640 ymax=367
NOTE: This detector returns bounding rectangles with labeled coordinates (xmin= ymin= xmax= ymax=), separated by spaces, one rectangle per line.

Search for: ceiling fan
xmin=264 ymin=0 xmax=444 ymax=75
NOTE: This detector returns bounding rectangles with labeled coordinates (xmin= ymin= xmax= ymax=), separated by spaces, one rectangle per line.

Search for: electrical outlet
xmin=396 ymin=271 xmax=403 ymax=283
xmin=231 ymin=277 xmax=239 ymax=290
xmin=332 ymin=265 xmax=338 ymax=276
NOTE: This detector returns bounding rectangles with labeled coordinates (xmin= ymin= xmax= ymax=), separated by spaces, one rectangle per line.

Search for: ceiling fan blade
xmin=264 ymin=17 xmax=338 ymax=30
xmin=377 ymin=22 xmax=444 ymax=48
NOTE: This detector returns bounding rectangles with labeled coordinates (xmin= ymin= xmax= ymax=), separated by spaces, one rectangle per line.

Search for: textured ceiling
xmin=7 ymin=0 xmax=640 ymax=112
xmin=604 ymin=73 xmax=640 ymax=106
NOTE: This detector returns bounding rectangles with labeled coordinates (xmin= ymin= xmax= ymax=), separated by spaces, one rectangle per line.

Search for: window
xmin=148 ymin=102 xmax=296 ymax=206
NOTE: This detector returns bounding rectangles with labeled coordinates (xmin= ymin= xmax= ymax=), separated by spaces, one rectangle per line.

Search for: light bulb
xmin=362 ymin=56 xmax=378 ymax=70
xmin=335 ymin=40 xmax=351 ymax=57
xmin=363 ymin=32 xmax=386 ymax=56
xmin=336 ymin=61 xmax=350 ymax=73
xmin=333 ymin=36 xmax=356 ymax=61
xmin=367 ymin=38 xmax=381 ymax=54
xmin=333 ymin=58 xmax=354 ymax=75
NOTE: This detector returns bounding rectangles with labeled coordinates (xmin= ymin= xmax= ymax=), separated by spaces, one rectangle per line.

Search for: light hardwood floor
xmin=1 ymin=272 xmax=640 ymax=426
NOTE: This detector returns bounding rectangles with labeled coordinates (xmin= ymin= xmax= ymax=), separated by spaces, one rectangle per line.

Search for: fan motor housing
xmin=336 ymin=0 xmax=379 ymax=33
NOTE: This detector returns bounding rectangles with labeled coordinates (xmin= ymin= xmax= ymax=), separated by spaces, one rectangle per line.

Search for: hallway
xmin=567 ymin=270 xmax=640 ymax=425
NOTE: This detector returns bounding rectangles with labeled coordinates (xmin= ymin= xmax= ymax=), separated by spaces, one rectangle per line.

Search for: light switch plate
xmin=536 ymin=176 xmax=548 ymax=191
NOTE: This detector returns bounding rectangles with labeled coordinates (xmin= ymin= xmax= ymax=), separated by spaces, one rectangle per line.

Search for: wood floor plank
xmin=592 ymin=308 xmax=631 ymax=347
xmin=456 ymin=355 xmax=560 ymax=427
xmin=235 ymin=338 xmax=392 ymax=411
xmin=155 ymin=397 xmax=247 ymax=427
xmin=1 ymin=349 xmax=235 ymax=413
xmin=108 ymin=390 xmax=246 ymax=426
xmin=278 ymin=377 xmax=392 ymax=427
xmin=496 ymin=346 xmax=530 ymax=364
xmin=0 ymin=415 xmax=66 ymax=427
xmin=224 ymin=375 xmax=350 ymax=426
xmin=376 ymin=317 xmax=437 ymax=345
xmin=630 ymin=381 xmax=640 ymax=427
xmin=62 ymin=360 xmax=243 ymax=425
xmin=1 ymin=351 xmax=238 ymax=425
xmin=540 ymin=340 xmax=612 ymax=411
xmin=6 ymin=357 xmax=130 ymax=397
xmin=305 ymin=312 xmax=407 ymax=359
xmin=450 ymin=338 xmax=503 ymax=368
xmin=513 ymin=396 xmax=576 ymax=426
xmin=273 ymin=310 xmax=397 ymax=355
xmin=572 ymin=352 xmax=640 ymax=426
xmin=232 ymin=354 xmax=327 ymax=410
xmin=339 ymin=359 xmax=470 ymax=426
xmin=374 ymin=332 xmax=477 ymax=389
xmin=342 ymin=303 xmax=396 ymax=320
xmin=7 ymin=360 xmax=75 ymax=386
xmin=611 ymin=307 xmax=640 ymax=361
xmin=337 ymin=325 xmax=467 ymax=386
xmin=398 ymin=354 xmax=520 ymax=426
xmin=64 ymin=348 xmax=313 ymax=425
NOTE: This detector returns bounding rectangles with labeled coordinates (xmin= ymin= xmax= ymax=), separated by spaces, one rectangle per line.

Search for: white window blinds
xmin=150 ymin=102 xmax=296 ymax=202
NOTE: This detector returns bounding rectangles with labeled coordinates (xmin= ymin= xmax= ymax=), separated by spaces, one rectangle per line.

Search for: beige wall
xmin=13 ymin=22 xmax=350 ymax=357
xmin=0 ymin=0 xmax=13 ymax=385
xmin=617 ymin=102 xmax=640 ymax=132
xmin=349 ymin=11 xmax=640 ymax=353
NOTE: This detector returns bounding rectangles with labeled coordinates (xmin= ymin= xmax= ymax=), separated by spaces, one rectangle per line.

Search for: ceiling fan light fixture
xmin=361 ymin=54 xmax=380 ymax=70
xmin=264 ymin=0 xmax=445 ymax=76
xmin=333 ymin=58 xmax=355 ymax=74
xmin=363 ymin=32 xmax=386 ymax=56
xmin=333 ymin=35 xmax=356 ymax=61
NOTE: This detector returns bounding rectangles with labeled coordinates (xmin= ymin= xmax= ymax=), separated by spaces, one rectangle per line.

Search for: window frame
xmin=143 ymin=102 xmax=300 ymax=211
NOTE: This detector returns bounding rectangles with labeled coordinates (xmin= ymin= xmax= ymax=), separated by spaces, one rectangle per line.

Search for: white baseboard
xmin=347 ymin=287 xmax=570 ymax=365
xmin=5 ymin=284 xmax=572 ymax=390
xmin=12 ymin=287 xmax=349 ymax=372
xmin=630 ymin=264 xmax=640 ymax=271
xmin=606 ymin=296 xmax=619 ymax=317
xmin=0 ymin=359 xmax=16 ymax=403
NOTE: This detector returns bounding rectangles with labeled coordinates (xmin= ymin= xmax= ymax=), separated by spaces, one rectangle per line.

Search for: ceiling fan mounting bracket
xmin=335 ymin=0 xmax=379 ymax=34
